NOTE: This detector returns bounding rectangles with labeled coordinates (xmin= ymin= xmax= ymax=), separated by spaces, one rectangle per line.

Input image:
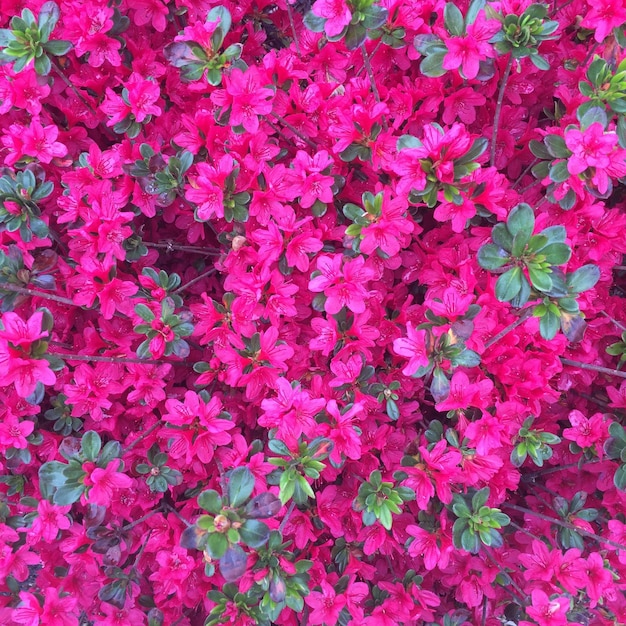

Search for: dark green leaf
xmin=507 ymin=203 xmax=534 ymax=238
xmin=495 ymin=267 xmax=522 ymax=302
xmin=228 ymin=467 xmax=255 ymax=507
xmin=567 ymin=264 xmax=600 ymax=293
xmin=81 ymin=431 xmax=101 ymax=462
xmin=444 ymin=3 xmax=465 ymax=36
xmin=198 ymin=489 xmax=222 ymax=514
xmin=239 ymin=519 xmax=270 ymax=548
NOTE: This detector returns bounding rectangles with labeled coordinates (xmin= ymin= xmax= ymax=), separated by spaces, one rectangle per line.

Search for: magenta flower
xmin=393 ymin=323 xmax=430 ymax=376
xmin=305 ymin=580 xmax=347 ymax=625
xmin=311 ymin=0 xmax=352 ymax=38
xmin=84 ymin=460 xmax=133 ymax=506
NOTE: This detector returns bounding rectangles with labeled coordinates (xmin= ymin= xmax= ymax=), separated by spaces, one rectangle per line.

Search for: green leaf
xmin=549 ymin=160 xmax=570 ymax=183
xmin=528 ymin=266 xmax=553 ymax=292
xmin=239 ymin=519 xmax=270 ymax=548
xmin=507 ymin=203 xmax=534 ymax=238
xmin=540 ymin=310 xmax=560 ymax=340
xmin=578 ymin=106 xmax=608 ymax=131
xmin=451 ymin=349 xmax=481 ymax=367
xmin=420 ymin=52 xmax=446 ymax=78
xmin=386 ymin=397 xmax=400 ymax=421
xmin=495 ymin=267 xmax=522 ymax=302
xmin=43 ymin=40 xmax=72 ymax=56
xmin=378 ymin=505 xmax=393 ymax=530
xmin=614 ymin=465 xmax=626 ymax=491
xmin=444 ymin=3 xmax=465 ymax=36
xmin=227 ymin=467 xmax=255 ymax=507
xmin=530 ymin=54 xmax=550 ymax=71
xmin=206 ymin=532 xmax=228 ymax=559
xmin=492 ymin=223 xmax=513 ymax=252
xmin=54 ymin=483 xmax=85 ymax=505
xmin=529 ymin=140 xmax=551 ymax=160
xmin=461 ymin=528 xmax=480 ymax=553
xmin=539 ymin=243 xmax=571 ymax=266
xmin=465 ymin=0 xmax=485 ymax=25
xmin=34 ymin=54 xmax=51 ymax=76
xmin=343 ymin=24 xmax=366 ymax=49
xmin=567 ymin=264 xmax=600 ymax=293
xmin=134 ymin=304 xmax=155 ymax=322
xmin=472 ymin=488 xmax=489 ymax=510
xmin=397 ymin=135 xmax=422 ymax=150
xmin=452 ymin=495 xmax=471 ymax=518
xmin=198 ymin=489 xmax=222 ymax=514
xmin=478 ymin=244 xmax=509 ymax=270
xmin=81 ymin=431 xmax=101 ymax=462
xmin=303 ymin=11 xmax=327 ymax=33
xmin=544 ymin=135 xmax=571 ymax=159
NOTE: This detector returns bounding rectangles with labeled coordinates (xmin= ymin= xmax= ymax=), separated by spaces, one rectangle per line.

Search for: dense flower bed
xmin=1 ymin=0 xmax=626 ymax=624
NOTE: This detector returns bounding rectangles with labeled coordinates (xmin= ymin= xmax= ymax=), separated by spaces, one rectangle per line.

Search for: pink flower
xmin=393 ymin=323 xmax=430 ymax=376
xmin=0 ymin=416 xmax=34 ymax=450
xmin=126 ymin=74 xmax=162 ymax=123
xmin=524 ymin=590 xmax=570 ymax=626
xmin=29 ymin=500 xmax=72 ymax=542
xmin=311 ymin=0 xmax=352 ymax=38
xmin=211 ymin=67 xmax=274 ymax=134
xmin=84 ymin=460 xmax=133 ymax=506
xmin=305 ymin=580 xmax=347 ymax=625
xmin=581 ymin=0 xmax=626 ymax=42
xmin=20 ymin=120 xmax=68 ymax=164
xmin=562 ymin=409 xmax=608 ymax=452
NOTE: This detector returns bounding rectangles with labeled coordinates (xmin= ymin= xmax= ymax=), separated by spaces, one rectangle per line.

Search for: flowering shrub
xmin=1 ymin=0 xmax=626 ymax=625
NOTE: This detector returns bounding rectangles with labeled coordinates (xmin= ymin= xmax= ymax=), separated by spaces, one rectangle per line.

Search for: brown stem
xmin=144 ymin=241 xmax=221 ymax=255
xmin=51 ymin=58 xmax=99 ymax=119
xmin=286 ymin=2 xmax=301 ymax=56
xmin=490 ymin=55 xmax=514 ymax=168
xmin=1 ymin=283 xmax=76 ymax=307
xmin=549 ymin=0 xmax=577 ymax=16
xmin=614 ymin=266 xmax=626 ymax=271
xmin=599 ymin=310 xmax=626 ymax=333
xmin=484 ymin=307 xmax=533 ymax=350
xmin=355 ymin=40 xmax=383 ymax=77
xmin=121 ymin=421 xmax=162 ymax=455
xmin=522 ymin=458 xmax=602 ymax=481
xmin=50 ymin=351 xmax=188 ymax=367
xmin=503 ymin=503 xmax=626 ymax=551
xmin=512 ymin=159 xmax=539 ymax=189
xmin=173 ymin=267 xmax=217 ymax=295
xmin=560 ymin=357 xmax=626 ymax=380
xmin=269 ymin=114 xmax=318 ymax=149
xmin=482 ymin=546 xmax=527 ymax=605
xmin=122 ymin=508 xmax=161 ymax=531
xmin=278 ymin=501 xmax=296 ymax=534
xmin=361 ymin=44 xmax=381 ymax=103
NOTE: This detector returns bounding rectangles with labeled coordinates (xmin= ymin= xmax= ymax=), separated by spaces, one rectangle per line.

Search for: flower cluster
xmin=0 ymin=1 xmax=626 ymax=625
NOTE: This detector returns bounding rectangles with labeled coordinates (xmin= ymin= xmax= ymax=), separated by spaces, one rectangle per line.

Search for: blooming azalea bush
xmin=1 ymin=0 xmax=626 ymax=624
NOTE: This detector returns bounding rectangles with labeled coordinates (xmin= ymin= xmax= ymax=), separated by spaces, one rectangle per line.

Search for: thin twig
xmin=512 ymin=159 xmax=539 ymax=189
xmin=51 ymin=58 xmax=99 ymax=119
xmin=600 ymin=310 xmax=626 ymax=333
xmin=173 ymin=267 xmax=217 ymax=294
xmin=482 ymin=546 xmax=527 ymax=605
xmin=164 ymin=502 xmax=193 ymax=528
xmin=269 ymin=114 xmax=318 ymax=149
xmin=484 ymin=307 xmax=533 ymax=350
xmin=144 ymin=241 xmax=222 ymax=255
xmin=121 ymin=421 xmax=162 ymax=455
xmin=361 ymin=44 xmax=381 ymax=103
xmin=1 ymin=283 xmax=76 ymax=307
xmin=278 ymin=501 xmax=296 ymax=534
xmin=560 ymin=357 xmax=626 ymax=380
xmin=490 ymin=55 xmax=514 ymax=168
xmin=614 ymin=266 xmax=626 ymax=271
xmin=122 ymin=508 xmax=161 ymax=531
xmin=286 ymin=2 xmax=301 ymax=56
xmin=522 ymin=458 xmax=602 ymax=481
xmin=50 ymin=351 xmax=186 ymax=367
xmin=549 ymin=0 xmax=577 ymax=16
xmin=503 ymin=503 xmax=626 ymax=551
xmin=355 ymin=40 xmax=383 ymax=77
